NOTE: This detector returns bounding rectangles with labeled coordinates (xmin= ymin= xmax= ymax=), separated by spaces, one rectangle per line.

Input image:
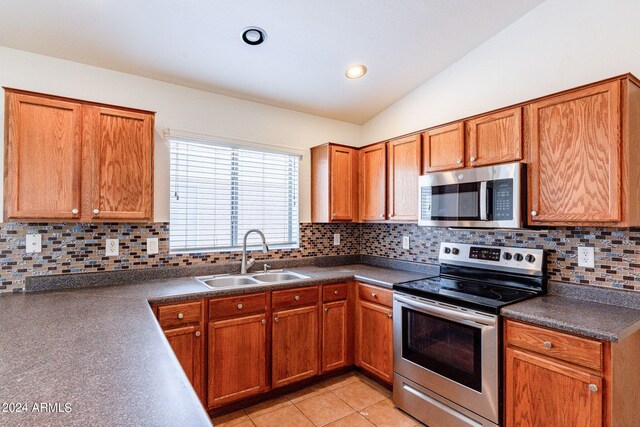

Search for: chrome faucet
xmin=240 ymin=229 xmax=269 ymax=274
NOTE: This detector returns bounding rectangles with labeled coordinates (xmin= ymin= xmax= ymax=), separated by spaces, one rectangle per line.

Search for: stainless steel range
xmin=392 ymin=242 xmax=545 ymax=427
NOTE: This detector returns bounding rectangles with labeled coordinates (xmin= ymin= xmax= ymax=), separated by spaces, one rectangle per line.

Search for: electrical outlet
xmin=26 ymin=233 xmax=42 ymax=253
xmin=402 ymin=235 xmax=410 ymax=250
xmin=147 ymin=237 xmax=159 ymax=255
xmin=105 ymin=238 xmax=119 ymax=257
xmin=578 ymin=246 xmax=595 ymax=268
xmin=333 ymin=233 xmax=340 ymax=246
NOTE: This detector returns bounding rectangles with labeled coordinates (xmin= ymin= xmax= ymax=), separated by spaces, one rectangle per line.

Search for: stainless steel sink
xmin=200 ymin=276 xmax=260 ymax=288
xmin=250 ymin=272 xmax=309 ymax=282
xmin=196 ymin=270 xmax=309 ymax=289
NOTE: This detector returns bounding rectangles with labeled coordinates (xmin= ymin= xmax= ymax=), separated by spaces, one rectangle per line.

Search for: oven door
xmin=393 ymin=293 xmax=500 ymax=424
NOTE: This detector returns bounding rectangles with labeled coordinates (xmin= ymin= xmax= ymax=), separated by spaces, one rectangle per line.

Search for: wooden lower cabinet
xmin=355 ymin=284 xmax=393 ymax=384
xmin=505 ymin=347 xmax=602 ymax=427
xmin=156 ymin=300 xmax=205 ymax=404
xmin=207 ymin=314 xmax=267 ymax=408
xmin=272 ymin=304 xmax=319 ymax=388
xmin=321 ymin=299 xmax=348 ymax=372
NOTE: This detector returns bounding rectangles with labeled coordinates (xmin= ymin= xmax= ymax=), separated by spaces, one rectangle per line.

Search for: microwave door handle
xmin=480 ymin=181 xmax=488 ymax=220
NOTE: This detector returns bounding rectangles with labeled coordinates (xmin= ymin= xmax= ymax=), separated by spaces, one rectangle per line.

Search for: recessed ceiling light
xmin=241 ymin=26 xmax=267 ymax=46
xmin=345 ymin=65 xmax=367 ymax=79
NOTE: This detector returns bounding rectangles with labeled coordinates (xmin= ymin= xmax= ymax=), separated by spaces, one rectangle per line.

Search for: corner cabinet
xmin=504 ymin=319 xmax=640 ymax=427
xmin=311 ymin=143 xmax=359 ymax=222
xmin=3 ymin=88 xmax=155 ymax=222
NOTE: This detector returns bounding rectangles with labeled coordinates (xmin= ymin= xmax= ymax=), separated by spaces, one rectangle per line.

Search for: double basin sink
xmin=196 ymin=270 xmax=310 ymax=289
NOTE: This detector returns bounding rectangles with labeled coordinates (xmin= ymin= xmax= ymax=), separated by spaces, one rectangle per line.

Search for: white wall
xmin=361 ymin=0 xmax=640 ymax=144
xmin=0 ymin=46 xmax=361 ymax=222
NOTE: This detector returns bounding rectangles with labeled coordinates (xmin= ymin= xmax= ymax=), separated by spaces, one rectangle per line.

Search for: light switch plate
xmin=106 ymin=239 xmax=119 ymax=257
xmin=147 ymin=237 xmax=159 ymax=255
xmin=578 ymin=246 xmax=595 ymax=268
xmin=26 ymin=233 xmax=42 ymax=253
xmin=333 ymin=233 xmax=340 ymax=246
xmin=402 ymin=235 xmax=410 ymax=250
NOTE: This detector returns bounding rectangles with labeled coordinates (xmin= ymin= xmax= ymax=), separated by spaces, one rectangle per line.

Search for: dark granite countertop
xmin=0 ymin=263 xmax=433 ymax=426
xmin=501 ymin=285 xmax=640 ymax=342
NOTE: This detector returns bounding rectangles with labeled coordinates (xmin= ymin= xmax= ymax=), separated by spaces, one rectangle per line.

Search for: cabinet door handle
xmin=543 ymin=341 xmax=552 ymax=348
xmin=274 ymin=317 xmax=279 ymax=323
xmin=177 ymin=313 xmax=184 ymax=319
xmin=294 ymin=295 xmax=300 ymax=301
xmin=380 ymin=214 xmax=385 ymax=218
xmin=531 ymin=211 xmax=538 ymax=217
xmin=237 ymin=303 xmax=243 ymax=310
xmin=93 ymin=209 xmax=100 ymax=215
xmin=71 ymin=208 xmax=79 ymax=215
xmin=261 ymin=319 xmax=266 ymax=325
xmin=456 ymin=159 xmax=462 ymax=164
xmin=387 ymin=314 xmax=392 ymax=319
xmin=324 ymin=307 xmax=329 ymax=312
xmin=334 ymin=290 xmax=339 ymax=295
xmin=470 ymin=156 xmax=476 ymax=162
xmin=332 ymin=213 xmax=336 ymax=217
xmin=371 ymin=292 xmax=377 ymax=298
xmin=195 ymin=331 xmax=201 ymax=337
xmin=589 ymin=384 xmax=598 ymax=393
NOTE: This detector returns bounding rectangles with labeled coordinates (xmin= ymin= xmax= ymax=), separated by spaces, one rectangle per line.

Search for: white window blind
xmin=169 ymin=137 xmax=300 ymax=253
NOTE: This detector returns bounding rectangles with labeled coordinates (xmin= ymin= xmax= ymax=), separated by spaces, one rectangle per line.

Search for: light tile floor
xmin=212 ymin=372 xmax=425 ymax=427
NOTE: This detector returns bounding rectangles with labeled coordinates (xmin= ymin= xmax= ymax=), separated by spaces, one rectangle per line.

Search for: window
xmin=169 ymin=136 xmax=300 ymax=253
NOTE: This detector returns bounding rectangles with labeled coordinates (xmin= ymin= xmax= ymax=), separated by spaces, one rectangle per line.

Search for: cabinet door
xmin=164 ymin=324 xmax=205 ymax=403
xmin=208 ymin=314 xmax=267 ymax=408
xmin=85 ymin=106 xmax=154 ymax=221
xmin=356 ymin=300 xmax=393 ymax=383
xmin=272 ymin=305 xmax=319 ymax=388
xmin=4 ymin=93 xmax=82 ymax=219
xmin=329 ymin=145 xmax=358 ymax=221
xmin=359 ymin=142 xmax=386 ymax=221
xmin=467 ymin=107 xmax=522 ymax=167
xmin=529 ymin=81 xmax=621 ymax=224
xmin=322 ymin=300 xmax=348 ymax=372
xmin=505 ymin=348 xmax=603 ymax=427
xmin=387 ymin=135 xmax=421 ymax=221
xmin=421 ymin=122 xmax=465 ymax=173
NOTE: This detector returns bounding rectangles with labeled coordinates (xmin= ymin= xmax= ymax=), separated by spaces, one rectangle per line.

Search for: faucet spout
xmin=241 ymin=229 xmax=269 ymax=274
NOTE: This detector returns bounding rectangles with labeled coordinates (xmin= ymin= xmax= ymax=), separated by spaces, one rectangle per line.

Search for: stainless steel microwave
xmin=418 ymin=162 xmax=524 ymax=228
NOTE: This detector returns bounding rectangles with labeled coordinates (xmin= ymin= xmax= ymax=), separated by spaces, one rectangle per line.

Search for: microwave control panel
xmin=492 ymin=179 xmax=513 ymax=221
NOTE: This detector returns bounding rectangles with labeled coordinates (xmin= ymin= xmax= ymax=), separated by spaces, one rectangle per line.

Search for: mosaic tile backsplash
xmin=0 ymin=222 xmax=360 ymax=293
xmin=360 ymin=223 xmax=640 ymax=292
xmin=2 ymin=221 xmax=640 ymax=293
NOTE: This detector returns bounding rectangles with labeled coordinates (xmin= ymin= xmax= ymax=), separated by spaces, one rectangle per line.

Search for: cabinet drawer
xmin=506 ymin=320 xmax=604 ymax=371
xmin=158 ymin=300 xmax=202 ymax=329
xmin=209 ymin=293 xmax=266 ymax=320
xmin=358 ymin=283 xmax=392 ymax=307
xmin=272 ymin=286 xmax=318 ymax=310
xmin=323 ymin=283 xmax=348 ymax=302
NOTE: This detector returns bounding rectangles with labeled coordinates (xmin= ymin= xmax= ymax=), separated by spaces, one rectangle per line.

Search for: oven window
xmin=430 ymin=183 xmax=480 ymax=220
xmin=401 ymin=307 xmax=482 ymax=391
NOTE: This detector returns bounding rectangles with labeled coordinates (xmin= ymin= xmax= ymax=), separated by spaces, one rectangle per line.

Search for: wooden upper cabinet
xmin=4 ymin=93 xmax=83 ymax=219
xmin=359 ymin=142 xmax=386 ymax=221
xmin=311 ymin=143 xmax=358 ymax=222
xmin=85 ymin=106 xmax=154 ymax=220
xmin=467 ymin=107 xmax=522 ymax=167
xmin=387 ymin=135 xmax=421 ymax=221
xmin=3 ymin=88 xmax=155 ymax=222
xmin=421 ymin=122 xmax=465 ymax=173
xmin=528 ymin=81 xmax=622 ymax=224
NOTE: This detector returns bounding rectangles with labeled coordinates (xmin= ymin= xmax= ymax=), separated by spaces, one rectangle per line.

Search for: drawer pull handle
xmin=543 ymin=341 xmax=552 ymax=349
xmin=334 ymin=290 xmax=339 ymax=295
xmin=371 ymin=292 xmax=377 ymax=298
xmin=261 ymin=319 xmax=266 ymax=325
xmin=274 ymin=317 xmax=280 ymax=323
xmin=195 ymin=331 xmax=201 ymax=337
xmin=294 ymin=295 xmax=300 ymax=301
xmin=589 ymin=384 xmax=598 ymax=393
xmin=177 ymin=313 xmax=184 ymax=319
xmin=237 ymin=304 xmax=243 ymax=310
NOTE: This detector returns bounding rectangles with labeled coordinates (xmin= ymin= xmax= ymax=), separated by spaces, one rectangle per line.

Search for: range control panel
xmin=440 ymin=242 xmax=544 ymax=275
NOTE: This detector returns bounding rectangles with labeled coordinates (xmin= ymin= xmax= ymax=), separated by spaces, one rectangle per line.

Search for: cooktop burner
xmin=393 ymin=242 xmax=546 ymax=314
xmin=394 ymin=276 xmax=539 ymax=314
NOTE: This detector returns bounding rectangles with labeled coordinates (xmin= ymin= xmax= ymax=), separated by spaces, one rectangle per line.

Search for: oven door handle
xmin=394 ymin=295 xmax=496 ymax=327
